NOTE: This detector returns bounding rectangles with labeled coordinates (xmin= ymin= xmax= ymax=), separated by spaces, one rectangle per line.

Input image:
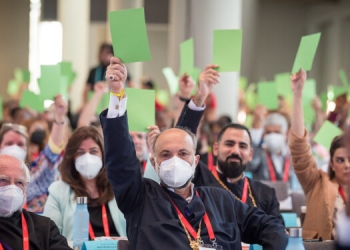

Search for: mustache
xmin=226 ymin=154 xmax=242 ymax=164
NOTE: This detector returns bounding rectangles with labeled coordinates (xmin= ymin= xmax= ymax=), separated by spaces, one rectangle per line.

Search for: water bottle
xmin=285 ymin=228 xmax=305 ymax=250
xmin=73 ymin=197 xmax=89 ymax=250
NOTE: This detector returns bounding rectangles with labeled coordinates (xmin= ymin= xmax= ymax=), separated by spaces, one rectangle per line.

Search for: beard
xmin=217 ymin=154 xmax=247 ymax=178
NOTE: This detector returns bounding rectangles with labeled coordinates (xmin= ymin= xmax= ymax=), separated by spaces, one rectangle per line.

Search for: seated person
xmin=289 ymin=69 xmax=350 ymax=240
xmin=43 ymin=126 xmax=126 ymax=240
xmin=100 ymin=57 xmax=288 ymax=250
xmin=0 ymin=95 xmax=67 ymax=213
xmin=0 ymin=155 xmax=70 ymax=249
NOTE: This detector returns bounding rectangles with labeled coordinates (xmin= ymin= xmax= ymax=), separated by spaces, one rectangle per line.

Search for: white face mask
xmin=75 ymin=153 xmax=103 ymax=180
xmin=155 ymin=156 xmax=196 ymax=188
xmin=263 ymin=133 xmax=286 ymax=154
xmin=0 ymin=185 xmax=24 ymax=217
xmin=0 ymin=145 xmax=27 ymax=161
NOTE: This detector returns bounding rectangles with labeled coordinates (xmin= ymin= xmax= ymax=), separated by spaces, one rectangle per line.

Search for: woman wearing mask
xmin=43 ymin=126 xmax=126 ymax=240
xmin=289 ymin=69 xmax=350 ymax=240
xmin=0 ymin=95 xmax=67 ymax=213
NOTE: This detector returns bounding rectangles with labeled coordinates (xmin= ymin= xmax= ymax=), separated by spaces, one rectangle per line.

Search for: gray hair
xmin=263 ymin=113 xmax=288 ymax=134
xmin=152 ymin=126 xmax=197 ymax=154
xmin=0 ymin=155 xmax=30 ymax=183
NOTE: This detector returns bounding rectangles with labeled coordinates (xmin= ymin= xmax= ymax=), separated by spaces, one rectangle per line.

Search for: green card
xmin=156 ymin=89 xmax=169 ymax=106
xmin=213 ymin=29 xmax=242 ymax=72
xmin=179 ymin=38 xmax=194 ymax=76
xmin=126 ymin=88 xmax=155 ymax=132
xmin=239 ymin=77 xmax=248 ymax=90
xmin=275 ymin=73 xmax=292 ymax=97
xmin=60 ymin=61 xmax=72 ymax=75
xmin=14 ymin=68 xmax=30 ymax=82
xmin=19 ymin=90 xmax=45 ymax=112
xmin=109 ymin=8 xmax=151 ymax=63
xmin=303 ymin=105 xmax=315 ymax=127
xmin=162 ymin=67 xmax=179 ymax=95
xmin=302 ymin=79 xmax=316 ymax=106
xmin=291 ymin=33 xmax=321 ymax=73
xmin=257 ymin=81 xmax=278 ymax=110
xmin=0 ymin=97 xmax=3 ymax=120
xmin=313 ymin=121 xmax=342 ymax=149
xmin=190 ymin=67 xmax=201 ymax=95
xmin=339 ymin=70 xmax=349 ymax=88
xmin=244 ymin=114 xmax=253 ymax=129
xmin=38 ymin=65 xmax=61 ymax=100
xmin=333 ymin=86 xmax=347 ymax=99
xmin=7 ymin=79 xmax=21 ymax=95
xmin=319 ymin=92 xmax=328 ymax=111
xmin=245 ymin=84 xmax=257 ymax=109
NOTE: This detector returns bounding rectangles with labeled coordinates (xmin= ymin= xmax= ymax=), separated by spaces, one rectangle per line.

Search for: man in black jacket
xmin=101 ymin=57 xmax=288 ymax=250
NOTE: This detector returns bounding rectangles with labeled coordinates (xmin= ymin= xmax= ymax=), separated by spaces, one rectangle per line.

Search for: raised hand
xmin=147 ymin=125 xmax=160 ymax=157
xmin=290 ymin=69 xmax=307 ymax=95
xmin=178 ymin=73 xmax=196 ymax=99
xmin=94 ymin=81 xmax=108 ymax=96
xmin=54 ymin=94 xmax=68 ymax=122
xmin=311 ymin=96 xmax=322 ymax=112
xmin=194 ymin=64 xmax=220 ymax=107
xmin=106 ymin=57 xmax=127 ymax=94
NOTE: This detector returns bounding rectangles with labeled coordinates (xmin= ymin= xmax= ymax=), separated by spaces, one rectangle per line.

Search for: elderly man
xmin=101 ymin=57 xmax=288 ymax=250
xmin=0 ymin=155 xmax=71 ymax=249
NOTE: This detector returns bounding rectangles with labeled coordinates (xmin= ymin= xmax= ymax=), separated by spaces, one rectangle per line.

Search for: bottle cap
xmin=76 ymin=197 xmax=88 ymax=204
xmin=289 ymin=228 xmax=302 ymax=237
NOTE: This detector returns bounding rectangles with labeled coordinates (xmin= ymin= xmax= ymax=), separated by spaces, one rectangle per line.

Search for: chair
xmin=260 ymin=181 xmax=289 ymax=201
xmin=304 ymin=241 xmax=335 ymax=250
xmin=291 ymin=191 xmax=306 ymax=217
xmin=117 ymin=240 xmax=130 ymax=250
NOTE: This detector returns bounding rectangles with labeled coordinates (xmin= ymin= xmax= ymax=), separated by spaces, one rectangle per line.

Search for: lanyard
xmin=211 ymin=168 xmax=249 ymax=203
xmin=207 ymin=153 xmax=215 ymax=172
xmin=166 ymin=191 xmax=216 ymax=242
xmin=0 ymin=213 xmax=29 ymax=250
xmin=88 ymin=205 xmax=110 ymax=240
xmin=142 ymin=161 xmax=147 ymax=173
xmin=339 ymin=186 xmax=348 ymax=206
xmin=266 ymin=153 xmax=290 ymax=182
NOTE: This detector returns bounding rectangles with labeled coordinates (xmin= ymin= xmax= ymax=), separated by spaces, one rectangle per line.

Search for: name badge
xmin=199 ymin=244 xmax=223 ymax=250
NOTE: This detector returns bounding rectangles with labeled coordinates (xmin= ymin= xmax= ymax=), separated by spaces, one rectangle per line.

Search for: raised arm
xmin=100 ymin=57 xmax=143 ymax=215
xmin=290 ymin=69 xmax=306 ymax=137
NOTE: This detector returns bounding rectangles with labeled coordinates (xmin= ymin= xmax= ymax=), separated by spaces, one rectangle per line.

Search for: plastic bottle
xmin=285 ymin=228 xmax=305 ymax=250
xmin=73 ymin=197 xmax=89 ymax=250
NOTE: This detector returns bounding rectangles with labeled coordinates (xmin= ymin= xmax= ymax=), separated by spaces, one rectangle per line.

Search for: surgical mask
xmin=0 ymin=145 xmax=27 ymax=161
xmin=155 ymin=156 xmax=196 ymax=188
xmin=263 ymin=133 xmax=286 ymax=154
xmin=75 ymin=153 xmax=103 ymax=180
xmin=0 ymin=185 xmax=24 ymax=217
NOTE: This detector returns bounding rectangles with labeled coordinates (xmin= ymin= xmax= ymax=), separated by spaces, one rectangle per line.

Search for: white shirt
xmin=336 ymin=210 xmax=350 ymax=246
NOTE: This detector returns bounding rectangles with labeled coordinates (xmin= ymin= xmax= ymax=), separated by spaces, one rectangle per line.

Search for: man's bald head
xmin=0 ymin=155 xmax=30 ymax=183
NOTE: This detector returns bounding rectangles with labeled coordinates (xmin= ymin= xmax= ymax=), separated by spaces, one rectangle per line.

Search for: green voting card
xmin=60 ymin=61 xmax=76 ymax=86
xmin=292 ymin=33 xmax=321 ymax=74
xmin=319 ymin=92 xmax=328 ymax=111
xmin=156 ymin=89 xmax=169 ymax=106
xmin=162 ymin=67 xmax=178 ymax=95
xmin=14 ymin=69 xmax=30 ymax=82
xmin=339 ymin=70 xmax=349 ymax=88
xmin=239 ymin=77 xmax=248 ymax=90
xmin=109 ymin=8 xmax=151 ymax=63
xmin=213 ymin=29 xmax=242 ymax=72
xmin=244 ymin=114 xmax=253 ymax=129
xmin=7 ymin=79 xmax=21 ymax=95
xmin=245 ymin=84 xmax=257 ymax=109
xmin=38 ymin=65 xmax=61 ymax=100
xmin=126 ymin=88 xmax=155 ymax=132
xmin=257 ymin=81 xmax=278 ymax=110
xmin=20 ymin=90 xmax=45 ymax=112
xmin=302 ymin=79 xmax=316 ymax=106
xmin=88 ymin=91 xmax=110 ymax=115
xmin=313 ymin=121 xmax=342 ymax=150
xmin=179 ymin=38 xmax=194 ymax=76
xmin=275 ymin=73 xmax=292 ymax=97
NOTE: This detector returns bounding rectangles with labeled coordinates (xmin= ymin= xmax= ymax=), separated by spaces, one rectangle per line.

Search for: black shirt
xmin=86 ymin=66 xmax=107 ymax=90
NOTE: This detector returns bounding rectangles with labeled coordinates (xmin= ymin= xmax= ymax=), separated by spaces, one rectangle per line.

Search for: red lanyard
xmin=88 ymin=205 xmax=110 ymax=240
xmin=339 ymin=186 xmax=348 ymax=206
xmin=166 ymin=191 xmax=215 ymax=241
xmin=266 ymin=153 xmax=290 ymax=182
xmin=0 ymin=213 xmax=29 ymax=250
xmin=212 ymin=168 xmax=249 ymax=203
xmin=142 ymin=161 xmax=147 ymax=173
xmin=207 ymin=153 xmax=215 ymax=172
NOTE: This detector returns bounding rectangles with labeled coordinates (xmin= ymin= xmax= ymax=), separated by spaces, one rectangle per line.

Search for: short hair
xmin=152 ymin=126 xmax=197 ymax=154
xmin=0 ymin=155 xmax=30 ymax=182
xmin=328 ymin=134 xmax=346 ymax=180
xmin=263 ymin=112 xmax=288 ymax=134
xmin=99 ymin=43 xmax=114 ymax=55
xmin=217 ymin=123 xmax=253 ymax=145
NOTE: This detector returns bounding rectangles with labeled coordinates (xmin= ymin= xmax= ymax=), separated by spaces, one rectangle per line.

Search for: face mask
xmin=0 ymin=145 xmax=27 ymax=161
xmin=263 ymin=133 xmax=286 ymax=154
xmin=155 ymin=156 xmax=196 ymax=189
xmin=30 ymin=129 xmax=46 ymax=146
xmin=75 ymin=153 xmax=103 ymax=180
xmin=0 ymin=185 xmax=24 ymax=217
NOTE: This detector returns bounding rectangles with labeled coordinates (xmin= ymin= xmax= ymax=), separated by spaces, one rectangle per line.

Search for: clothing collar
xmin=167 ymin=183 xmax=195 ymax=203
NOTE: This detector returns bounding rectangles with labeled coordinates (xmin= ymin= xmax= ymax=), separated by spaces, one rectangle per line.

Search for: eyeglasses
xmin=0 ymin=175 xmax=28 ymax=189
xmin=1 ymin=123 xmax=28 ymax=137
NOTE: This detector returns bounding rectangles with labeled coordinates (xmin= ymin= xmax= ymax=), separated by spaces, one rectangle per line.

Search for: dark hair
xmin=59 ymin=126 xmax=114 ymax=205
xmin=10 ymin=107 xmax=22 ymax=120
xmin=328 ymin=134 xmax=346 ymax=180
xmin=217 ymin=123 xmax=253 ymax=145
xmin=218 ymin=115 xmax=232 ymax=127
xmin=99 ymin=43 xmax=114 ymax=55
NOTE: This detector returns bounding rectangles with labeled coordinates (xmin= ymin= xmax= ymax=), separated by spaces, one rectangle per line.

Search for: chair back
xmin=117 ymin=240 xmax=130 ymax=250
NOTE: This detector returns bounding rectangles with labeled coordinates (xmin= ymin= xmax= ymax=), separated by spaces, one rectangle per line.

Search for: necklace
xmin=212 ymin=171 xmax=257 ymax=207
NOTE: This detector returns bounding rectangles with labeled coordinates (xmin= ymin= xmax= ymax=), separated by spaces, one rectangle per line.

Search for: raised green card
xmin=109 ymin=8 xmax=151 ymax=63
xmin=126 ymin=88 xmax=155 ymax=132
xmin=179 ymin=38 xmax=194 ymax=76
xmin=313 ymin=121 xmax=342 ymax=150
xmin=213 ymin=29 xmax=242 ymax=72
xmin=19 ymin=90 xmax=45 ymax=112
xmin=292 ymin=33 xmax=321 ymax=73
xmin=275 ymin=73 xmax=292 ymax=97
xmin=257 ymin=81 xmax=278 ymax=110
